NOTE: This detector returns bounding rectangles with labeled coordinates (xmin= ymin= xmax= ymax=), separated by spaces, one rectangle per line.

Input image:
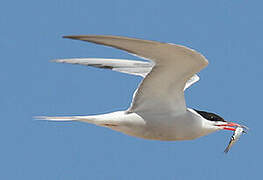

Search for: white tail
xmin=35 ymin=116 xmax=80 ymax=121
xmin=34 ymin=111 xmax=126 ymax=127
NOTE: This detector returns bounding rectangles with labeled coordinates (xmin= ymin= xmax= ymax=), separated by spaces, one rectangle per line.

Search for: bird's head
xmin=194 ymin=109 xmax=247 ymax=132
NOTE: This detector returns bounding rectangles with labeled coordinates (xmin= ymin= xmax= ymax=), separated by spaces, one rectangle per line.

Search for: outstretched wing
xmin=63 ymin=35 xmax=208 ymax=114
xmin=52 ymin=58 xmax=153 ymax=77
xmin=52 ymin=58 xmax=200 ymax=90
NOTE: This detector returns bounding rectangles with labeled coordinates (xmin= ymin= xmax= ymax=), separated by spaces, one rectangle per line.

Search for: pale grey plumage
xmin=37 ymin=35 xmax=239 ymax=142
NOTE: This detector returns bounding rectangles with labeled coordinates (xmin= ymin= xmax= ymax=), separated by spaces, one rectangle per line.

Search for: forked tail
xmin=35 ymin=115 xmax=95 ymax=122
xmin=35 ymin=111 xmax=126 ymax=127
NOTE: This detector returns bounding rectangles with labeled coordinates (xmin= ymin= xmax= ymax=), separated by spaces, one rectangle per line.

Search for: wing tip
xmin=50 ymin=58 xmax=80 ymax=64
xmin=62 ymin=35 xmax=100 ymax=40
xmin=63 ymin=35 xmax=80 ymax=40
xmin=50 ymin=59 xmax=72 ymax=64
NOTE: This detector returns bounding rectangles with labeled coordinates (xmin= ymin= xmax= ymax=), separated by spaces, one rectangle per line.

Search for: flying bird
xmin=38 ymin=35 xmax=247 ymax=147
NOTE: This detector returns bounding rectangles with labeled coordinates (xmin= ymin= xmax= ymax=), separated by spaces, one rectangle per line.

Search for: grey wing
xmin=63 ymin=35 xmax=208 ymax=114
xmin=52 ymin=58 xmax=200 ymax=90
xmin=52 ymin=58 xmax=153 ymax=77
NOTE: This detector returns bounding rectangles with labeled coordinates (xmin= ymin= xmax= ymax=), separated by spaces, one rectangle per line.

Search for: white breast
xmin=109 ymin=109 xmax=206 ymax=141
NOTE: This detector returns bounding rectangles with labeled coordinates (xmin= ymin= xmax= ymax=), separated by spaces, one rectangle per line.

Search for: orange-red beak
xmin=216 ymin=122 xmax=240 ymax=131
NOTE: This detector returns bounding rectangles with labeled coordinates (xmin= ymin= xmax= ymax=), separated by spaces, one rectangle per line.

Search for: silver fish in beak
xmin=224 ymin=125 xmax=248 ymax=153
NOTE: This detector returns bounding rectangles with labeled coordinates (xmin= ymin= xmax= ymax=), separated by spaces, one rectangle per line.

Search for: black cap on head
xmin=194 ymin=109 xmax=226 ymax=122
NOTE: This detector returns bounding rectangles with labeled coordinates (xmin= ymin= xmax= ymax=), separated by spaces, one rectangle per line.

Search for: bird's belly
xmin=114 ymin=112 xmax=204 ymax=141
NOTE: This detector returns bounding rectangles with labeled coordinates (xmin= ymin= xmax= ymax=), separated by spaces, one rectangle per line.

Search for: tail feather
xmin=34 ymin=115 xmax=98 ymax=124
xmin=34 ymin=111 xmax=126 ymax=127
xmin=35 ymin=116 xmax=81 ymax=121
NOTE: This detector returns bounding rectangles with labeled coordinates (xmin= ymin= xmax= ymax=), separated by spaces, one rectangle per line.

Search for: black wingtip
xmin=62 ymin=35 xmax=78 ymax=39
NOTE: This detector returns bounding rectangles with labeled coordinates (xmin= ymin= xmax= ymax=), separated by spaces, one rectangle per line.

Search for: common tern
xmin=37 ymin=35 xmax=247 ymax=151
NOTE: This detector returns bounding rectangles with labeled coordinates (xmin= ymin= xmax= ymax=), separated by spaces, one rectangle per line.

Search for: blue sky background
xmin=1 ymin=0 xmax=262 ymax=179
